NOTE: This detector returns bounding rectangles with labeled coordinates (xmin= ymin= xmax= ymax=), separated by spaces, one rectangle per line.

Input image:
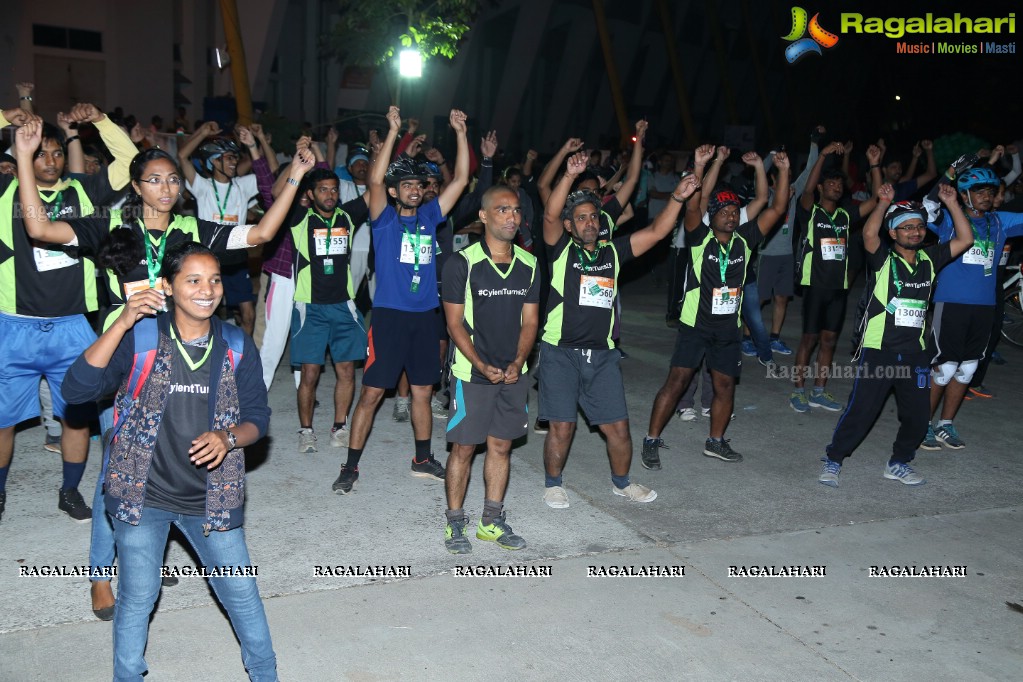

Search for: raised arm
xmin=244 ymin=149 xmax=315 ymax=245
xmin=1004 ymin=144 xmax=1022 ymax=186
xmin=369 ymin=106 xmax=401 ymax=220
xmin=177 ymin=121 xmax=221 ymax=185
xmin=938 ymin=183 xmax=974 ymax=259
xmin=538 ymin=137 xmax=583 ymax=205
xmin=543 ymin=151 xmax=587 ymax=246
xmin=436 ymin=109 xmax=469 ymax=216
xmin=857 ymin=144 xmax=884 ymax=218
xmin=251 ymin=124 xmax=279 ymax=174
xmin=699 ymin=145 xmax=729 ymax=215
xmin=55 ymin=111 xmax=84 ymax=174
xmin=14 ymin=117 xmax=76 ymax=243
xmin=685 ymin=145 xmax=716 ymax=230
xmin=522 ymin=148 xmax=538 ymax=179
xmin=15 ymin=82 xmax=34 ymax=115
xmin=612 ymin=119 xmax=647 ymax=206
xmin=629 ymin=174 xmax=700 ymax=257
xmin=742 ymin=151 xmax=769 ymax=219
xmin=800 ymin=141 xmax=843 ymax=210
xmin=863 ymin=183 xmax=894 ymax=255
xmin=755 ymin=151 xmax=791 ymax=235
xmin=67 ymin=103 xmax=136 ymax=191
xmin=914 ymin=139 xmax=937 ymax=187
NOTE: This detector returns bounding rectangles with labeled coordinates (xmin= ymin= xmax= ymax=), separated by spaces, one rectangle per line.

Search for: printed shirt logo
xmin=783 ymin=7 xmax=839 ymax=63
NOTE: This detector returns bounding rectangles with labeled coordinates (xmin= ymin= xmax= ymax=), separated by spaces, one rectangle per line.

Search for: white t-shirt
xmin=187 ymin=175 xmax=259 ymax=226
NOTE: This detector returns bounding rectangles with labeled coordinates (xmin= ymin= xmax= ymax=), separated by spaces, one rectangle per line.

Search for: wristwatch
xmin=225 ymin=430 xmax=238 ymax=450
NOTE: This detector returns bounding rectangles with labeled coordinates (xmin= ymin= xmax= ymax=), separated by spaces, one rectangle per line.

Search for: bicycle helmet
xmin=347 ymin=145 xmax=370 ymax=168
xmin=956 ymin=167 xmax=999 ymax=192
xmin=560 ymin=189 xmax=601 ymax=220
xmin=384 ymin=156 xmax=428 ymax=187
xmin=423 ymin=161 xmax=443 ymax=181
xmin=199 ymin=139 xmax=241 ymax=171
xmin=885 ymin=201 xmax=926 ymax=230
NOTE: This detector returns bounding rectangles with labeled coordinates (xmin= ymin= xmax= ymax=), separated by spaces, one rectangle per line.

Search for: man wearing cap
xmin=339 ymin=145 xmax=375 ymax=300
xmin=819 ymin=183 xmax=973 ymax=487
xmin=643 ymin=147 xmax=791 ymax=467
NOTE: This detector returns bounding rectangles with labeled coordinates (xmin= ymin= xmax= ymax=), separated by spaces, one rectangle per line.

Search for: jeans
xmin=741 ymin=280 xmax=772 ymax=362
xmin=112 ymin=509 xmax=278 ymax=682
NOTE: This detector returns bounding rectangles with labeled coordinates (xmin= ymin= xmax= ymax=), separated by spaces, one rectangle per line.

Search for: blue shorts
xmin=290 ymin=301 xmax=368 ymax=366
xmin=363 ymin=307 xmax=441 ymax=388
xmin=222 ymin=263 xmax=256 ymax=307
xmin=0 ymin=312 xmax=97 ymax=428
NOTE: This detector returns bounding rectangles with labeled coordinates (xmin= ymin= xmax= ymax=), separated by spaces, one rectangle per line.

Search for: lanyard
xmin=403 ymin=222 xmax=422 ymax=275
xmin=574 ymin=242 xmax=601 ymax=273
xmin=889 ymin=253 xmax=917 ymax=299
xmin=170 ymin=322 xmax=213 ymax=371
xmin=968 ymin=214 xmax=992 ymax=257
xmin=316 ymin=209 xmax=338 ymax=248
xmin=820 ymin=205 xmax=846 ymax=238
xmin=144 ymin=223 xmax=169 ymax=287
xmin=212 ymin=180 xmax=233 ymax=221
xmin=44 ymin=189 xmax=65 ymax=221
xmin=717 ymin=236 xmax=733 ymax=285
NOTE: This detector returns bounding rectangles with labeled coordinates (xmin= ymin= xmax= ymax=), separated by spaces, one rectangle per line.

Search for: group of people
xmin=1 ymin=84 xmax=1020 ymax=680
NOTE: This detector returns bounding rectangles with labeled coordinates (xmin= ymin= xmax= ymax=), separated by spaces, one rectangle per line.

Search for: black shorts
xmin=758 ymin=254 xmax=795 ymax=300
xmin=802 ymin=286 xmax=847 ymax=334
xmin=363 ymin=307 xmax=441 ymax=388
xmin=929 ymin=302 xmax=994 ymax=364
xmin=537 ymin=342 xmax=627 ymax=424
xmin=670 ymin=324 xmax=742 ymax=377
xmin=447 ymin=376 xmax=530 ymax=444
xmin=221 ymin=263 xmax=256 ymax=307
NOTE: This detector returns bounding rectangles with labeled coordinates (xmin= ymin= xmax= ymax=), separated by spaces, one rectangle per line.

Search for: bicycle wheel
xmin=1001 ymin=286 xmax=1023 ymax=348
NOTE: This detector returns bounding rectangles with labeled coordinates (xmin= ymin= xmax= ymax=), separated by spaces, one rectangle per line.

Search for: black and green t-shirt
xmin=0 ymin=173 xmax=115 ymax=316
xmin=290 ymin=198 xmax=369 ymax=305
xmin=680 ymin=221 xmax=764 ymax=330
xmin=796 ymin=198 xmax=856 ymax=290
xmin=596 ymin=196 xmax=623 ymax=242
xmin=441 ymin=241 xmax=539 ymax=383
xmin=861 ymin=243 xmax=952 ymax=352
xmin=543 ymin=232 xmax=633 ymax=349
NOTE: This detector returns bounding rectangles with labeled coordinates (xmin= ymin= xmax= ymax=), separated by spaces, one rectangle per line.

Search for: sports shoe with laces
xmin=968 ymin=385 xmax=994 ymax=399
xmin=444 ymin=515 xmax=473 ymax=554
xmin=809 ymin=390 xmax=843 ymax=411
xmin=392 ymin=396 xmax=411 ymax=422
xmin=44 ymin=433 xmax=62 ymax=454
xmin=920 ymin=423 xmax=941 ymax=450
xmin=641 ymin=438 xmax=662 ymax=470
xmin=431 ymin=395 xmax=449 ymax=418
xmin=770 ymin=338 xmax=794 ymax=355
xmin=330 ymin=425 xmax=349 ymax=448
xmin=818 ymin=458 xmax=841 ymax=487
xmin=543 ymin=485 xmax=569 ymax=508
xmin=759 ymin=357 xmax=780 ymax=378
xmin=883 ymin=461 xmax=925 ymax=485
xmin=612 ymin=482 xmax=657 ymax=503
xmin=701 ymin=407 xmax=735 ymax=420
xmin=789 ymin=391 xmax=810 ymax=413
xmin=476 ymin=512 xmax=527 ymax=550
xmin=58 ymin=487 xmax=91 ymax=522
xmin=741 ymin=339 xmax=757 ymax=357
xmin=703 ymin=438 xmax=743 ymax=462
xmin=331 ymin=465 xmax=359 ymax=494
xmin=410 ymin=455 xmax=445 ymax=480
xmin=934 ymin=423 xmax=965 ymax=449
xmin=533 ymin=418 xmax=549 ymax=434
xmin=297 ymin=427 xmax=317 ymax=453
xmin=676 ymin=407 xmax=697 ymax=421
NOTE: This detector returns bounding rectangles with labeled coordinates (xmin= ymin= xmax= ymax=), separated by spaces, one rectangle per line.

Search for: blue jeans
xmin=112 ymin=509 xmax=278 ymax=681
xmin=741 ymin=280 xmax=772 ymax=362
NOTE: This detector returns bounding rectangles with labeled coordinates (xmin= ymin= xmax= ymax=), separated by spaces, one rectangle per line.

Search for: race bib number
xmin=578 ymin=275 xmax=614 ymax=308
xmin=314 ymin=228 xmax=348 ymax=256
xmin=215 ymin=213 xmax=240 ymax=226
xmin=999 ymin=244 xmax=1011 ymax=267
xmin=123 ymin=278 xmax=165 ymax=299
xmin=820 ymin=238 xmax=846 ymax=261
xmin=711 ymin=287 xmax=740 ymax=315
xmin=890 ymin=298 xmax=926 ymax=328
xmin=962 ymin=241 xmax=994 ymax=268
xmin=400 ymin=232 xmax=433 ymax=264
xmin=33 ymin=247 xmax=78 ymax=272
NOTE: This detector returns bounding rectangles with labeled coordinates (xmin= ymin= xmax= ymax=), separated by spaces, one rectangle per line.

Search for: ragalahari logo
xmin=782 ymin=7 xmax=839 ymax=63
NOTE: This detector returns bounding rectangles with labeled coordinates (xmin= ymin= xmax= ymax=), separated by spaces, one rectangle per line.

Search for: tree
xmin=324 ymin=0 xmax=484 ymax=67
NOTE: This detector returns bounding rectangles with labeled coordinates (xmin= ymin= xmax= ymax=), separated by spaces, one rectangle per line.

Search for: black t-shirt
xmin=597 ymin=197 xmax=624 ymax=242
xmin=681 ymin=221 xmax=764 ymax=330
xmin=145 ymin=340 xmax=212 ymax=516
xmin=290 ymin=198 xmax=370 ymax=304
xmin=796 ymin=198 xmax=857 ymax=290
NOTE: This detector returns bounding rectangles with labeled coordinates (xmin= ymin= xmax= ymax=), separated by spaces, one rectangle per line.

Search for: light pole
xmin=395 ymin=48 xmax=423 ymax=107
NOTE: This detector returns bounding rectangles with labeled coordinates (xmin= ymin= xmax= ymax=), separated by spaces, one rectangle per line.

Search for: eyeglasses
xmin=894 ymin=224 xmax=925 ymax=231
xmin=140 ymin=177 xmax=182 ymax=186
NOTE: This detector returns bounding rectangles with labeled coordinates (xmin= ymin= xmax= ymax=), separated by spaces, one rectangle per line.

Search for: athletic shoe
xmin=617 ymin=346 xmax=630 ymax=360
xmin=444 ymin=515 xmax=473 ymax=554
xmin=476 ymin=513 xmax=527 ymax=550
xmin=331 ymin=465 xmax=359 ymax=494
xmin=920 ymin=423 xmax=941 ymax=451
xmin=533 ymin=419 xmax=549 ymax=434
xmin=968 ymin=385 xmax=995 ymax=399
xmin=612 ymin=482 xmax=657 ymax=503
xmin=741 ymin=339 xmax=757 ymax=357
xmin=641 ymin=438 xmax=663 ymax=470
xmin=809 ymin=390 xmax=843 ymax=411
xmin=329 ymin=425 xmax=349 ymax=448
xmin=431 ymin=395 xmax=449 ymax=418
xmin=676 ymin=408 xmax=697 ymax=422
xmin=789 ymin=391 xmax=810 ymax=413
xmin=161 ymin=575 xmax=179 ymax=587
xmin=770 ymin=338 xmax=794 ymax=355
xmin=392 ymin=396 xmax=411 ymax=422
xmin=703 ymin=439 xmax=743 ymax=462
xmin=410 ymin=455 xmax=445 ymax=480
xmin=818 ymin=458 xmax=841 ymax=487
xmin=759 ymin=357 xmax=780 ymax=378
xmin=43 ymin=433 xmax=61 ymax=454
xmin=883 ymin=462 xmax=925 ymax=486
xmin=58 ymin=488 xmax=91 ymax=522
xmin=297 ymin=428 xmax=317 ymax=453
xmin=543 ymin=485 xmax=570 ymax=509
xmin=934 ymin=424 xmax=965 ymax=449
xmin=701 ymin=407 xmax=735 ymax=420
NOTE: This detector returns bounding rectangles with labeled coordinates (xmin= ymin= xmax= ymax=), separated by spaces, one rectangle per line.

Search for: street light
xmin=396 ymin=49 xmax=423 ymax=107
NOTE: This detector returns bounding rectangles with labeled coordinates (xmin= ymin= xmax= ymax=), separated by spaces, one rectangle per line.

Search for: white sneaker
xmin=677 ymin=408 xmax=697 ymax=422
xmin=297 ymin=428 xmax=317 ymax=453
xmin=612 ymin=483 xmax=657 ymax=503
xmin=701 ymin=407 xmax=735 ymax=420
xmin=883 ymin=462 xmax=925 ymax=486
xmin=543 ymin=485 xmax=570 ymax=509
xmin=330 ymin=425 xmax=349 ymax=448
